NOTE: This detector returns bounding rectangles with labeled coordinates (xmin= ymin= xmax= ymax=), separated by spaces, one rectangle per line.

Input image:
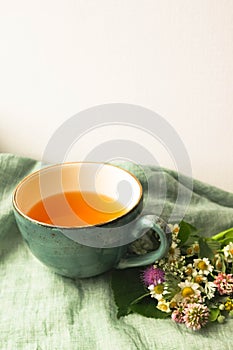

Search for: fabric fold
xmin=0 ymin=153 xmax=232 ymax=350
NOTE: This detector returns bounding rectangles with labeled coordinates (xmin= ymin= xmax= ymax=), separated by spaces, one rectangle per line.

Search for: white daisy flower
xmin=193 ymin=258 xmax=214 ymax=275
xmin=185 ymin=263 xmax=196 ymax=277
xmin=178 ymin=280 xmax=201 ymax=300
xmin=157 ymin=299 xmax=171 ymax=313
xmin=192 ymin=242 xmax=200 ymax=254
xmin=191 ymin=268 xmax=207 ymax=284
xmin=168 ymin=223 xmax=180 ymax=235
xmin=148 ymin=284 xmax=164 ymax=301
xmin=214 ymin=253 xmax=224 ymax=271
xmin=186 ymin=246 xmax=194 ymax=256
xmin=168 ymin=242 xmax=180 ymax=262
xmin=193 ymin=273 xmax=207 ymax=285
xmin=223 ymin=242 xmax=233 ymax=263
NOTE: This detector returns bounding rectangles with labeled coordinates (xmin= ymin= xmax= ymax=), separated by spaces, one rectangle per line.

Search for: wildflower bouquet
xmin=111 ymin=222 xmax=233 ymax=331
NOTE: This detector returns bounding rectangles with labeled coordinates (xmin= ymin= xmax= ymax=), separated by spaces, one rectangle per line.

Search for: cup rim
xmin=12 ymin=161 xmax=143 ymax=229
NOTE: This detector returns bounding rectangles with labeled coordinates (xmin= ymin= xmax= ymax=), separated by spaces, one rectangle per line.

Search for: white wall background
xmin=0 ymin=0 xmax=232 ymax=192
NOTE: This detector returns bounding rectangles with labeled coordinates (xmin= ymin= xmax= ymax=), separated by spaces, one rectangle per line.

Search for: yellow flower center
xmin=169 ymin=247 xmax=175 ymax=255
xmin=197 ymin=261 xmax=207 ymax=270
xmin=194 ymin=275 xmax=203 ymax=284
xmin=186 ymin=247 xmax=193 ymax=255
xmin=185 ymin=267 xmax=193 ymax=276
xmin=230 ymin=248 xmax=233 ymax=255
xmin=193 ymin=245 xmax=200 ymax=253
xmin=170 ymin=301 xmax=177 ymax=308
xmin=159 ymin=304 xmax=168 ymax=311
xmin=173 ymin=226 xmax=179 ymax=234
xmin=154 ymin=284 xmax=164 ymax=294
xmin=181 ymin=287 xmax=194 ymax=298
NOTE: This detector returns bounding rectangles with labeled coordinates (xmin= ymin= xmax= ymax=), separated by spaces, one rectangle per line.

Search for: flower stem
xmin=130 ymin=293 xmax=151 ymax=305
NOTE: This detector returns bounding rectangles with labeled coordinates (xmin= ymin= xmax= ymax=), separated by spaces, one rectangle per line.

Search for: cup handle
xmin=115 ymin=215 xmax=171 ymax=269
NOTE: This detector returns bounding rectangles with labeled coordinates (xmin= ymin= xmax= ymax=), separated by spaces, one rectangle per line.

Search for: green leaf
xmin=205 ymin=239 xmax=221 ymax=254
xmin=178 ymin=221 xmax=197 ymax=246
xmin=130 ymin=297 xmax=170 ymax=319
xmin=212 ymin=227 xmax=233 ymax=249
xmin=209 ymin=307 xmax=220 ymax=322
xmin=198 ymin=237 xmax=214 ymax=259
xmin=221 ymin=235 xmax=233 ymax=246
xmin=111 ymin=267 xmax=147 ymax=318
xmin=212 ymin=228 xmax=233 ymax=243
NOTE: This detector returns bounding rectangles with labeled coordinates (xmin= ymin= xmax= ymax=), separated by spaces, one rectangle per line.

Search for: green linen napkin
xmin=0 ymin=153 xmax=233 ymax=350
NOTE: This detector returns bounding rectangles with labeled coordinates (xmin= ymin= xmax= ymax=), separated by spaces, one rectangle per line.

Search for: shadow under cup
xmin=12 ymin=162 xmax=171 ymax=278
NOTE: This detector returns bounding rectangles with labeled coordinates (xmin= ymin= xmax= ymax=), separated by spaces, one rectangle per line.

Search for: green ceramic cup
xmin=12 ymin=162 xmax=171 ymax=278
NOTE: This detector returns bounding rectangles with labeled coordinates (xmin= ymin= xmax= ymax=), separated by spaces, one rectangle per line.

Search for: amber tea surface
xmin=27 ymin=191 xmax=128 ymax=226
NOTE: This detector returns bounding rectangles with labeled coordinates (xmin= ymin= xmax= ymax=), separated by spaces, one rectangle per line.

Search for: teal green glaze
xmin=115 ymin=215 xmax=171 ymax=269
xmin=13 ymin=207 xmax=171 ymax=278
xmin=13 ymin=209 xmax=127 ymax=278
